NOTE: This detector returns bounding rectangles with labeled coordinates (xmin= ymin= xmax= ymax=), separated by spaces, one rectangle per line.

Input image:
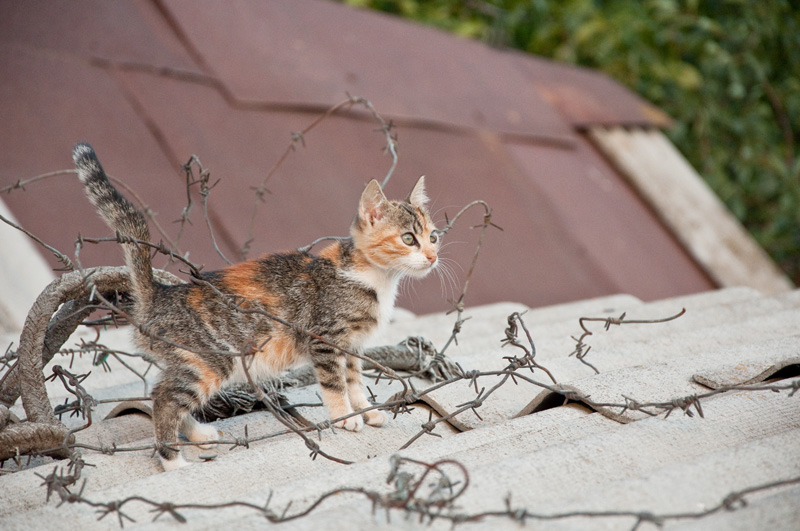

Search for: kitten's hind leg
xmin=181 ymin=414 xmax=220 ymax=449
xmin=152 ymin=377 xmax=196 ymax=471
xmin=346 ymin=355 xmax=387 ymax=427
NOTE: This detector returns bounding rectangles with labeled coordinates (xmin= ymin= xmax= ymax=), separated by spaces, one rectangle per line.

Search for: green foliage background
xmin=344 ymin=0 xmax=800 ymax=284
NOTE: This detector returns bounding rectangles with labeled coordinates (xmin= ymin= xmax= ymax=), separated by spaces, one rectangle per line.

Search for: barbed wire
xmin=569 ymin=308 xmax=687 ymax=373
xmin=7 ymin=307 xmax=798 ymax=472
xmin=32 ymin=448 xmax=800 ymax=529
xmin=1 ymin=97 xmax=798 ymax=530
xmin=0 ymin=95 xmax=444 ymax=468
xmin=241 ymin=93 xmax=399 ymax=260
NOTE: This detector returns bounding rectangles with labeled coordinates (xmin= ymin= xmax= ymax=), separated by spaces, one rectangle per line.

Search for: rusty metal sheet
xmin=0 ymin=60 xmax=712 ymax=315
xmin=159 ymin=0 xmax=576 ymax=141
xmin=504 ymin=139 xmax=714 ymax=301
xmin=517 ymin=54 xmax=674 ymax=128
xmin=0 ymin=48 xmax=223 ymax=277
xmin=0 ymin=0 xmax=712 ymax=318
xmin=107 ymin=67 xmax=648 ymax=312
xmin=0 ymin=0 xmax=200 ymax=71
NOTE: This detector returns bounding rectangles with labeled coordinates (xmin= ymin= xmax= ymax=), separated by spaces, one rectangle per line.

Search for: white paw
xmin=334 ymin=415 xmax=364 ymax=432
xmin=188 ymin=423 xmax=220 ymax=449
xmin=364 ymin=409 xmax=387 ymax=427
xmin=160 ymin=454 xmax=190 ymax=472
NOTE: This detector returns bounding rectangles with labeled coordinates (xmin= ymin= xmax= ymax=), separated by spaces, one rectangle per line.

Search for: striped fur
xmin=73 ymin=144 xmax=439 ymax=470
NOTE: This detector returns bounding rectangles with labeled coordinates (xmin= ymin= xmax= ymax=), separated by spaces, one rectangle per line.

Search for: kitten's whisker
xmin=439 ymin=256 xmax=463 ymax=275
xmin=437 ymin=241 xmax=465 ymax=255
xmin=435 ymin=260 xmax=459 ymax=301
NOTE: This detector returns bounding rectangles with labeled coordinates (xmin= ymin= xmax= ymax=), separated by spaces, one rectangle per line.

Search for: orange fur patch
xmin=221 ymin=261 xmax=279 ymax=309
xmin=318 ymin=242 xmax=341 ymax=266
xmin=351 ymin=249 xmax=371 ymax=271
xmin=179 ymin=350 xmax=222 ymax=397
xmin=186 ymin=286 xmax=206 ymax=313
xmin=361 ymin=233 xmax=407 ymax=267
xmin=374 ymin=233 xmax=401 ymax=250
xmin=253 ymin=333 xmax=300 ymax=373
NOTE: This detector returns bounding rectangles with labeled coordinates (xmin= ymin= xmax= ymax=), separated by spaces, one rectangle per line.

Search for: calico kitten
xmin=73 ymin=143 xmax=439 ymax=470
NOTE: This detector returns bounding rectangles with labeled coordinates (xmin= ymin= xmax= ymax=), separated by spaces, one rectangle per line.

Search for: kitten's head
xmin=351 ymin=176 xmax=439 ymax=278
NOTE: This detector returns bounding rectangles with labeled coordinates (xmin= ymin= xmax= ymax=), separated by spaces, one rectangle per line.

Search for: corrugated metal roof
xmin=0 ymin=0 xmax=724 ymax=316
xmin=157 ymin=0 xmax=577 ymax=140
xmin=1 ymin=287 xmax=798 ymax=529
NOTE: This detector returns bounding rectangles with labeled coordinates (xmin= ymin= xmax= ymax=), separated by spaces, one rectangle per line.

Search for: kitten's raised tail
xmin=73 ymin=143 xmax=155 ymax=303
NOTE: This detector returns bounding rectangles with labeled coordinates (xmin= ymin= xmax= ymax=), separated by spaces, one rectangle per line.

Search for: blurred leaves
xmin=344 ymin=0 xmax=800 ymax=283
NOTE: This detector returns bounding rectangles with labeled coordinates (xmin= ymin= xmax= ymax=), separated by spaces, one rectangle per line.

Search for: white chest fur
xmin=344 ymin=267 xmax=400 ymax=347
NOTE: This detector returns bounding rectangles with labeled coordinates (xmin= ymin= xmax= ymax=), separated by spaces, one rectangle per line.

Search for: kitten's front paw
xmin=188 ymin=422 xmax=220 ymax=449
xmin=334 ymin=415 xmax=364 ymax=432
xmin=364 ymin=409 xmax=387 ymax=427
xmin=161 ymin=454 xmax=190 ymax=472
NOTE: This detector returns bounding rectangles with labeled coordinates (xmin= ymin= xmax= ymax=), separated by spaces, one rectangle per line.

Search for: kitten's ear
xmin=359 ymin=179 xmax=387 ymax=226
xmin=406 ymin=175 xmax=429 ymax=207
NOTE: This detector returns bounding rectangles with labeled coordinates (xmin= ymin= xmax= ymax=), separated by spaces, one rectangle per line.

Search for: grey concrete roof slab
xmin=2 ymin=290 xmax=799 ymax=529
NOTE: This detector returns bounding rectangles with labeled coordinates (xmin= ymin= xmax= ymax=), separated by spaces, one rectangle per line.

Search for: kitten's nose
xmin=425 ymin=252 xmax=437 ymax=265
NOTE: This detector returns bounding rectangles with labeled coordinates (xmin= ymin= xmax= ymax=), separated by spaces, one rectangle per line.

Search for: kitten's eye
xmin=430 ymin=233 xmax=438 ymax=244
xmin=401 ymin=233 xmax=416 ymax=246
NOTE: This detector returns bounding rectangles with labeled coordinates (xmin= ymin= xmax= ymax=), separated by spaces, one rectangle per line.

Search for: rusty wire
xmin=570 ymin=308 xmax=687 ymax=373
xmin=1 ymin=98 xmax=798 ymax=529
xmin=241 ymin=93 xmax=398 ymax=260
xmin=31 ymin=448 xmax=800 ymax=528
